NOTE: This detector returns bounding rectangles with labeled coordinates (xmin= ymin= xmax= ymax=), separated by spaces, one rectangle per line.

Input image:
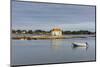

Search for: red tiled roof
xmin=52 ymin=28 xmax=62 ymax=31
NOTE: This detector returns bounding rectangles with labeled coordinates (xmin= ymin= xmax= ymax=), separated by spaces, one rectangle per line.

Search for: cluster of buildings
xmin=12 ymin=27 xmax=63 ymax=36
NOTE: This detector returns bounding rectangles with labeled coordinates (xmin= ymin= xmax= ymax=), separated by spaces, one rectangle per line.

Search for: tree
xmin=16 ymin=30 xmax=21 ymax=33
xmin=63 ymin=31 xmax=71 ymax=34
xmin=12 ymin=30 xmax=16 ymax=33
xmin=27 ymin=30 xmax=33 ymax=34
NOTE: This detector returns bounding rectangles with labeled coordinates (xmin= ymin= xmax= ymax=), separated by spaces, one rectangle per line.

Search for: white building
xmin=51 ymin=28 xmax=62 ymax=36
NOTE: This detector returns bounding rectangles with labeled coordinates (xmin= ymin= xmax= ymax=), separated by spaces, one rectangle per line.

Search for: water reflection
xmin=51 ymin=39 xmax=89 ymax=51
xmin=51 ymin=39 xmax=63 ymax=50
xmin=11 ymin=37 xmax=95 ymax=65
xmin=72 ymin=44 xmax=88 ymax=51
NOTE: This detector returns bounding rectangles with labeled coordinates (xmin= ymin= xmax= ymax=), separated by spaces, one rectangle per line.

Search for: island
xmin=12 ymin=27 xmax=95 ymax=40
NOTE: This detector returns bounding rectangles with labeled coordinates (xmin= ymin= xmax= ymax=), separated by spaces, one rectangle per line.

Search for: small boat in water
xmin=72 ymin=42 xmax=88 ymax=47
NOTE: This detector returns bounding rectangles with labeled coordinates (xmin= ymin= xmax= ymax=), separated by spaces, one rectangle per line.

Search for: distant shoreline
xmin=12 ymin=35 xmax=95 ymax=40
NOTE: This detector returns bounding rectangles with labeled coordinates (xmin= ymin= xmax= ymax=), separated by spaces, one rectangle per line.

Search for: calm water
xmin=11 ymin=36 xmax=96 ymax=66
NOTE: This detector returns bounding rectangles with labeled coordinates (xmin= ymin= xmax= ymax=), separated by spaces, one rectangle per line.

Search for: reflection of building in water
xmin=51 ymin=39 xmax=63 ymax=50
xmin=51 ymin=27 xmax=62 ymax=36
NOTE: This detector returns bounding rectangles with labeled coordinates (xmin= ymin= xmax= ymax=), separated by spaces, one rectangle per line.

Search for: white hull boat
xmin=72 ymin=42 xmax=88 ymax=47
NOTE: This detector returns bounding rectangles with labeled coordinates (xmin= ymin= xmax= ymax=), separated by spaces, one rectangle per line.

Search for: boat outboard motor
xmin=86 ymin=42 xmax=88 ymax=47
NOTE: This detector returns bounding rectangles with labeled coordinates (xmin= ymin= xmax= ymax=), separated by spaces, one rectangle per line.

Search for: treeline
xmin=12 ymin=30 xmax=50 ymax=34
xmin=12 ymin=29 xmax=95 ymax=35
xmin=63 ymin=30 xmax=95 ymax=34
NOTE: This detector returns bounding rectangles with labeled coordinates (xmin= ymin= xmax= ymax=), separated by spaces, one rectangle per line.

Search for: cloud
xmin=12 ymin=1 xmax=95 ymax=32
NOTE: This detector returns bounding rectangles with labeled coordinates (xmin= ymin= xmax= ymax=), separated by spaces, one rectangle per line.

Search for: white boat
xmin=72 ymin=42 xmax=88 ymax=47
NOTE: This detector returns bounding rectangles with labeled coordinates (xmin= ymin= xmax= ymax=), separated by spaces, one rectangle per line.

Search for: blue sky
xmin=12 ymin=1 xmax=95 ymax=31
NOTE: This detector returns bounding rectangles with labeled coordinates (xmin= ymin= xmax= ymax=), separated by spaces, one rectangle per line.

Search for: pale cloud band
xmin=12 ymin=0 xmax=95 ymax=32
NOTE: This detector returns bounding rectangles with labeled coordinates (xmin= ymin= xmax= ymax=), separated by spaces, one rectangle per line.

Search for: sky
xmin=12 ymin=0 xmax=96 ymax=32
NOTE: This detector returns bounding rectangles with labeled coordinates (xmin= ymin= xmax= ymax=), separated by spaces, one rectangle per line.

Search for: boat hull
xmin=72 ymin=42 xmax=87 ymax=47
